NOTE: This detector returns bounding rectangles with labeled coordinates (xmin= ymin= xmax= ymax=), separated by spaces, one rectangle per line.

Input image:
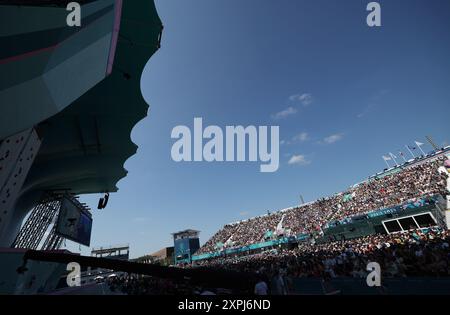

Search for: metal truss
xmin=12 ymin=193 xmax=90 ymax=250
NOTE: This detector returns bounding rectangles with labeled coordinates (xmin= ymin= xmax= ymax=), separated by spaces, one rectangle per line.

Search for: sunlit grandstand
xmin=190 ymin=148 xmax=450 ymax=280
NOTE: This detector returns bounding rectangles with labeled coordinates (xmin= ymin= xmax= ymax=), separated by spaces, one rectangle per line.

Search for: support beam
xmin=0 ymin=129 xmax=42 ymax=247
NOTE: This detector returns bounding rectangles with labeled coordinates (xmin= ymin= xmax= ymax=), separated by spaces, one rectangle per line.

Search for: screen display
xmin=55 ymin=198 xmax=92 ymax=246
xmin=174 ymin=238 xmax=190 ymax=258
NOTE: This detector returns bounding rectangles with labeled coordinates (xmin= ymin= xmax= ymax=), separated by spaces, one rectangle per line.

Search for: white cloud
xmin=239 ymin=211 xmax=250 ymax=216
xmin=323 ymin=133 xmax=344 ymax=144
xmin=288 ymin=154 xmax=311 ymax=165
xmin=293 ymin=132 xmax=309 ymax=142
xmin=272 ymin=106 xmax=297 ymax=119
xmin=289 ymin=93 xmax=313 ymax=106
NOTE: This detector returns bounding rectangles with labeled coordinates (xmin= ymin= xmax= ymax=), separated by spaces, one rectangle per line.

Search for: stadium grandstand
xmin=184 ymin=147 xmax=450 ymax=294
xmin=88 ymin=148 xmax=450 ymax=296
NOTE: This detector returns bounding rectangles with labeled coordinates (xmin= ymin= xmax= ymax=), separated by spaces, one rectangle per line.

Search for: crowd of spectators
xmin=104 ymin=228 xmax=449 ymax=295
xmin=192 ymin=228 xmax=450 ymax=294
xmin=196 ymin=157 xmax=448 ymax=255
xmin=106 ymin=156 xmax=449 ymax=295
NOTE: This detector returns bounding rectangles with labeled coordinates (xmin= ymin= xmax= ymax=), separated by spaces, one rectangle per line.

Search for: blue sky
xmin=69 ymin=0 xmax=450 ymax=257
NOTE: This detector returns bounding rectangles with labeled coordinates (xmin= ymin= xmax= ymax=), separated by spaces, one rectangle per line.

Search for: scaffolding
xmin=12 ymin=193 xmax=90 ymax=250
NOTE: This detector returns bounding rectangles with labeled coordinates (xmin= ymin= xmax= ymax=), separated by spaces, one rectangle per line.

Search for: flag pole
xmin=405 ymin=145 xmax=415 ymax=158
xmin=399 ymin=152 xmax=407 ymax=163
xmin=393 ymin=157 xmax=399 ymax=166
xmin=417 ymin=143 xmax=426 ymax=156
xmin=390 ymin=153 xmax=399 ymax=166
xmin=383 ymin=157 xmax=390 ymax=168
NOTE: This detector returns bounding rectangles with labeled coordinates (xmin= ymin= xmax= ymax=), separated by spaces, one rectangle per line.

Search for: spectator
xmin=254 ymin=276 xmax=269 ymax=295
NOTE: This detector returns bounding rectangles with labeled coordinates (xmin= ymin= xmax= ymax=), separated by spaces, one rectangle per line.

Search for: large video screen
xmin=174 ymin=238 xmax=190 ymax=259
xmin=55 ymin=198 xmax=92 ymax=246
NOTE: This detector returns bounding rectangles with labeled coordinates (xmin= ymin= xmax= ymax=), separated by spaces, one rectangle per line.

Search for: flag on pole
xmin=389 ymin=152 xmax=399 ymax=165
xmin=398 ymin=150 xmax=407 ymax=162
xmin=382 ymin=155 xmax=391 ymax=168
xmin=415 ymin=141 xmax=426 ymax=156
xmin=405 ymin=145 xmax=416 ymax=158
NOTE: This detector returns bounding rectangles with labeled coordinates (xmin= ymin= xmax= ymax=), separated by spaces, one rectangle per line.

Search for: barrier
xmin=192 ymin=235 xmax=309 ymax=261
xmin=325 ymin=196 xmax=438 ymax=228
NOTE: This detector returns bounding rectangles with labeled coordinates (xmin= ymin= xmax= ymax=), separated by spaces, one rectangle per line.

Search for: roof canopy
xmin=22 ymin=1 xmax=162 ymax=197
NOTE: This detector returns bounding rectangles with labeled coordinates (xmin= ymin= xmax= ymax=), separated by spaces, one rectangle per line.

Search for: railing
xmin=324 ymin=196 xmax=439 ymax=228
xmin=192 ymin=234 xmax=310 ymax=261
